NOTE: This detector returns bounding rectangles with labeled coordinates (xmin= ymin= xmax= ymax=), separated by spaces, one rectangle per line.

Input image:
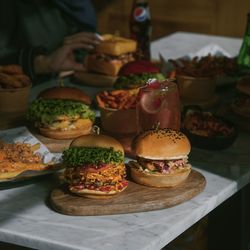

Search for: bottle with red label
xmin=129 ymin=0 xmax=152 ymax=61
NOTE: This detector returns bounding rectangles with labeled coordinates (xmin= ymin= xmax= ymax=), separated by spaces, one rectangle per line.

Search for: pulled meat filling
xmin=93 ymin=53 xmax=134 ymax=64
xmin=137 ymin=157 xmax=190 ymax=174
xmin=64 ymin=163 xmax=128 ymax=192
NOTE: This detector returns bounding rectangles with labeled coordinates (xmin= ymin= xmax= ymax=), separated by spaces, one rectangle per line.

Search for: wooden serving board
xmin=50 ymin=169 xmax=206 ymax=216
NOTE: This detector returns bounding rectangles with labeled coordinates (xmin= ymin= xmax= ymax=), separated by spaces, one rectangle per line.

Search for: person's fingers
xmin=64 ymin=37 xmax=100 ymax=47
xmin=61 ymin=43 xmax=94 ymax=53
xmin=70 ymin=62 xmax=86 ymax=72
xmin=64 ymin=38 xmax=98 ymax=48
xmin=64 ymin=32 xmax=102 ymax=46
xmin=65 ymin=32 xmax=101 ymax=41
xmin=59 ymin=70 xmax=75 ymax=78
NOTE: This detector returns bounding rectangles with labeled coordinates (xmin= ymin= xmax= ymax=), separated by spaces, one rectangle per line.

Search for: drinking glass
xmin=136 ymin=80 xmax=181 ymax=133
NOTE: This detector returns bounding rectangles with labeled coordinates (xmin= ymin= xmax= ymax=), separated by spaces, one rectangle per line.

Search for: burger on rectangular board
xmin=128 ymin=128 xmax=192 ymax=187
xmin=62 ymin=134 xmax=128 ymax=198
xmin=26 ymin=87 xmax=95 ymax=140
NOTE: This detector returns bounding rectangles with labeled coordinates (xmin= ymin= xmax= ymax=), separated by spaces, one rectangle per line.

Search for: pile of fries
xmin=0 ymin=65 xmax=31 ymax=89
xmin=96 ymin=89 xmax=138 ymax=110
xmin=169 ymin=54 xmax=237 ymax=78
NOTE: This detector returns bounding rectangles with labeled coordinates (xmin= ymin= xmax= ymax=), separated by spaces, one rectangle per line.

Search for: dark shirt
xmin=0 ymin=0 xmax=96 ymax=80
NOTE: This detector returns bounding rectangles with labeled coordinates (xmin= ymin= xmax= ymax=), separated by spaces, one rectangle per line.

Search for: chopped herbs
xmin=27 ymin=99 xmax=95 ymax=126
xmin=114 ymin=73 xmax=166 ymax=89
xmin=62 ymin=147 xmax=124 ymax=166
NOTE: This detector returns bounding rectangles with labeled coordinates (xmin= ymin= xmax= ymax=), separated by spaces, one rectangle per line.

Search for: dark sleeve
xmin=53 ymin=0 xmax=97 ymax=32
xmin=0 ymin=1 xmax=19 ymax=65
xmin=18 ymin=46 xmax=48 ymax=82
xmin=0 ymin=2 xmax=48 ymax=82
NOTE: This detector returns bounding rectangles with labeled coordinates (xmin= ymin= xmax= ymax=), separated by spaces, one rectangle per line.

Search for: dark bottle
xmin=129 ymin=0 xmax=152 ymax=61
xmin=237 ymin=13 xmax=250 ymax=73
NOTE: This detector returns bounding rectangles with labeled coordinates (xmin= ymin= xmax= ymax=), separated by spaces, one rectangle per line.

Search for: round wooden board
xmin=50 ymin=169 xmax=206 ymax=216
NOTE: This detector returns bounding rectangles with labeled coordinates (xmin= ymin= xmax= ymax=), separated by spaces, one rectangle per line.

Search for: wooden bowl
xmin=99 ymin=107 xmax=137 ymax=135
xmin=177 ymin=75 xmax=216 ymax=101
xmin=181 ymin=107 xmax=238 ymax=150
xmin=0 ymin=83 xmax=31 ymax=113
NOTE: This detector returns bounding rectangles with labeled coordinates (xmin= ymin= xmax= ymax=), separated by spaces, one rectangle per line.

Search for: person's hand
xmin=34 ymin=32 xmax=103 ymax=75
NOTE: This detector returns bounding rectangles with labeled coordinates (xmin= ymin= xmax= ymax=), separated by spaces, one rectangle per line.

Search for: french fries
xmin=168 ymin=54 xmax=237 ymax=78
xmin=0 ymin=65 xmax=31 ymax=89
xmin=30 ymin=143 xmax=41 ymax=152
xmin=96 ymin=89 xmax=138 ymax=110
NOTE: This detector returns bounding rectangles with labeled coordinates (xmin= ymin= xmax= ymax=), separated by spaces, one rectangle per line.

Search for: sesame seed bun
xmin=132 ymin=129 xmax=191 ymax=160
xmin=38 ymin=86 xmax=92 ymax=105
xmin=70 ymin=134 xmax=124 ymax=155
xmin=130 ymin=129 xmax=191 ymax=188
xmin=129 ymin=163 xmax=191 ymax=187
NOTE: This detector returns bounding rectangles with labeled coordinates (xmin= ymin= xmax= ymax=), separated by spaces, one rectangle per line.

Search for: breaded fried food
xmin=0 ymin=65 xmax=23 ymax=75
xmin=0 ymin=142 xmax=47 ymax=179
xmin=0 ymin=73 xmax=23 ymax=88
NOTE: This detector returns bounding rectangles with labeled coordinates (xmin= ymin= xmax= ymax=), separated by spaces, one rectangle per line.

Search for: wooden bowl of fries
xmin=0 ymin=65 xmax=32 ymax=113
xmin=100 ymin=107 xmax=137 ymax=135
xmin=177 ymin=75 xmax=216 ymax=102
xmin=96 ymin=89 xmax=138 ymax=134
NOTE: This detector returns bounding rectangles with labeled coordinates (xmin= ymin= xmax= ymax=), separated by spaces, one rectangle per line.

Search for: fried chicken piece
xmin=0 ymin=73 xmax=23 ymax=88
xmin=0 ymin=65 xmax=23 ymax=75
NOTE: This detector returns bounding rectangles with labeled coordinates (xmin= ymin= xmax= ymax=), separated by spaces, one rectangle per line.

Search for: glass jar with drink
xmin=136 ymin=80 xmax=181 ymax=133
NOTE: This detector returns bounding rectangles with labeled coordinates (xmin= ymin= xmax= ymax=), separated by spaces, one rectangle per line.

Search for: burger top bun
xmin=94 ymin=34 xmax=137 ymax=56
xmin=70 ymin=134 xmax=124 ymax=155
xmin=133 ymin=129 xmax=191 ymax=160
xmin=236 ymin=76 xmax=250 ymax=96
xmin=119 ymin=60 xmax=160 ymax=76
xmin=38 ymin=86 xmax=92 ymax=105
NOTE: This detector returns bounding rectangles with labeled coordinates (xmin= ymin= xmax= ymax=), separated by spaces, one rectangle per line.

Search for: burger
xmin=114 ymin=60 xmax=166 ymax=89
xmin=87 ymin=34 xmax=137 ymax=77
xmin=63 ymin=134 xmax=128 ymax=198
xmin=128 ymin=128 xmax=191 ymax=187
xmin=231 ymin=76 xmax=250 ymax=118
xmin=27 ymin=87 xmax=95 ymax=139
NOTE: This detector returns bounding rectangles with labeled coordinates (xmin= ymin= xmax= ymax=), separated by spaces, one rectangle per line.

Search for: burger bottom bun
xmin=69 ymin=185 xmax=128 ymax=199
xmin=130 ymin=165 xmax=191 ymax=188
xmin=39 ymin=122 xmax=93 ymax=140
xmin=87 ymin=55 xmax=122 ymax=76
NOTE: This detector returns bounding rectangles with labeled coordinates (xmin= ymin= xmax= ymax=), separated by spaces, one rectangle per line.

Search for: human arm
xmin=33 ymin=32 xmax=103 ymax=75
